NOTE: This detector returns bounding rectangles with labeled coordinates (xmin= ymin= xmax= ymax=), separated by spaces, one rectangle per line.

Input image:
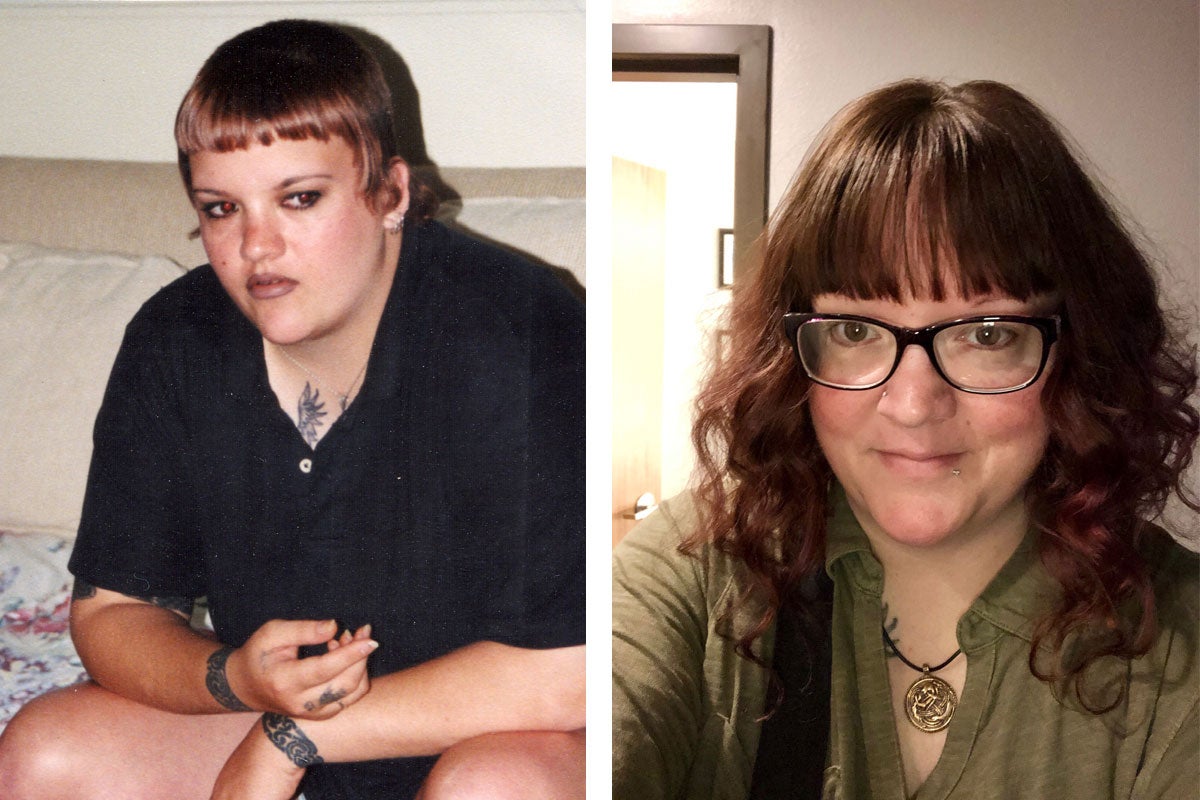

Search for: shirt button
xmin=299 ymin=458 xmax=313 ymax=474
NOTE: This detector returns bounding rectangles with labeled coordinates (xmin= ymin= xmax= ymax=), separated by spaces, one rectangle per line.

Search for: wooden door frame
xmin=612 ymin=23 xmax=772 ymax=284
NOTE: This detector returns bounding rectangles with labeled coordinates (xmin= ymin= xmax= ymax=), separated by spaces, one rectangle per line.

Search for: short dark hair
xmin=175 ymin=19 xmax=436 ymax=219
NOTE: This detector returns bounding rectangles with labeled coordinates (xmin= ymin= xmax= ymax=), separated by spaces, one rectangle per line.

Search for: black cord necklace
xmin=881 ymin=624 xmax=962 ymax=733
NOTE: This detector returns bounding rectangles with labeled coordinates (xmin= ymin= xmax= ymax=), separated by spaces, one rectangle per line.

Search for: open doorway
xmin=611 ymin=24 xmax=772 ymax=545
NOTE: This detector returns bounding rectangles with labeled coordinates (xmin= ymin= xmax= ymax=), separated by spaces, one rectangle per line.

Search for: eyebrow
xmin=190 ymin=173 xmax=334 ymax=198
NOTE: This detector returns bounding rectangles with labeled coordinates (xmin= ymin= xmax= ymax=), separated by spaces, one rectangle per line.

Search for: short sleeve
xmin=612 ymin=499 xmax=709 ymax=800
xmin=68 ymin=306 xmax=204 ymax=600
xmin=440 ymin=249 xmax=585 ymax=652
xmin=517 ymin=272 xmax=585 ymax=648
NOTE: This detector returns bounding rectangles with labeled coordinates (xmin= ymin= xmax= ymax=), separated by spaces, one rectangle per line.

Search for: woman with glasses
xmin=613 ymin=79 xmax=1197 ymax=799
xmin=0 ymin=20 xmax=584 ymax=800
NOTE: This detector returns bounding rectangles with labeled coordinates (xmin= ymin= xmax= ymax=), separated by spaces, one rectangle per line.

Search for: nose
xmin=239 ymin=211 xmax=285 ymax=263
xmin=877 ymin=344 xmax=956 ymax=426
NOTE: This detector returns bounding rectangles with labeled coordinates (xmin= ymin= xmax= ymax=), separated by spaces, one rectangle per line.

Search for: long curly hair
xmin=689 ymin=79 xmax=1198 ymax=712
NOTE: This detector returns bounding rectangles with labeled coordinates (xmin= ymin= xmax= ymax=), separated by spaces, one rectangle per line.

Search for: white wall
xmin=0 ymin=0 xmax=584 ymax=167
xmin=613 ymin=81 xmax=736 ymax=499
xmin=613 ymin=0 xmax=1199 ymax=313
xmin=613 ymin=0 xmax=1199 ymax=531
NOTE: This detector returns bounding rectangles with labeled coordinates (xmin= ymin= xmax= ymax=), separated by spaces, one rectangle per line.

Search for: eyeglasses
xmin=782 ymin=313 xmax=1061 ymax=394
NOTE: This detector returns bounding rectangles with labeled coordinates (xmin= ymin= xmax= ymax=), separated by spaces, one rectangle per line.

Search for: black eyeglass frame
xmin=781 ymin=312 xmax=1062 ymax=395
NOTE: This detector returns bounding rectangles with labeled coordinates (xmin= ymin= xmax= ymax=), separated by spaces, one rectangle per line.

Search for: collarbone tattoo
xmin=296 ymin=382 xmax=328 ymax=446
xmin=882 ymin=602 xmax=900 ymax=658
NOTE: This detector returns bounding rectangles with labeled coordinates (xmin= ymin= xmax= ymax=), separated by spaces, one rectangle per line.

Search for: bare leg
xmin=0 ymin=681 xmax=258 ymax=800
xmin=415 ymin=730 xmax=586 ymax=800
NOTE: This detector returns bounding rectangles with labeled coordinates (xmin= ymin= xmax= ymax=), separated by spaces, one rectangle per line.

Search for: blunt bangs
xmin=177 ymin=89 xmax=367 ymax=156
xmin=781 ymin=81 xmax=1066 ymax=309
xmin=175 ymin=20 xmax=398 ymax=212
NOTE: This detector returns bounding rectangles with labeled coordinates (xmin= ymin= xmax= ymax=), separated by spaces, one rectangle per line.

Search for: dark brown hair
xmin=690 ymin=79 xmax=1198 ymax=711
xmin=175 ymin=19 xmax=437 ymax=221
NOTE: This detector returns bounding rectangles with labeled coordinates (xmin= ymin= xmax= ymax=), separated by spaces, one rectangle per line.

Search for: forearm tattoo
xmin=206 ymin=646 xmax=252 ymax=711
xmin=262 ymin=712 xmax=325 ymax=768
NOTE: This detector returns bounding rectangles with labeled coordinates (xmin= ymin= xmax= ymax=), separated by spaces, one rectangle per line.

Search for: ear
xmin=382 ymin=157 xmax=412 ymax=233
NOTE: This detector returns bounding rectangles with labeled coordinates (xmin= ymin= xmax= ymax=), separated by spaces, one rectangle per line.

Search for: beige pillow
xmin=442 ymin=196 xmax=586 ymax=288
xmin=0 ymin=242 xmax=185 ymax=538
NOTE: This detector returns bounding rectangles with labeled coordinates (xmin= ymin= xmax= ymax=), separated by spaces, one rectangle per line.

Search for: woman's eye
xmin=283 ymin=191 xmax=321 ymax=210
xmin=830 ymin=321 xmax=877 ymax=345
xmin=964 ymin=323 xmax=1016 ymax=348
xmin=201 ymin=200 xmax=237 ymax=219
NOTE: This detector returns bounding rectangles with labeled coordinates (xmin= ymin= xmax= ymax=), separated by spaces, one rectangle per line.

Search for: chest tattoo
xmin=296 ymin=382 xmax=328 ymax=446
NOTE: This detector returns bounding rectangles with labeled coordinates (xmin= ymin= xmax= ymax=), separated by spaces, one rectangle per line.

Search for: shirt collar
xmin=823 ymin=483 xmax=1056 ymax=646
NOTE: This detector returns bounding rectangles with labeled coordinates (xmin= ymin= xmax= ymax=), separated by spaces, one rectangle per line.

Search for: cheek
xmin=983 ymin=388 xmax=1047 ymax=437
xmin=199 ymin=227 xmax=237 ymax=270
xmin=808 ymin=387 xmax=870 ymax=453
xmin=965 ymin=391 xmax=1051 ymax=470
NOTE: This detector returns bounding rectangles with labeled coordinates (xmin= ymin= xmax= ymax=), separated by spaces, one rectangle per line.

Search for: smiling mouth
xmin=876 ymin=450 xmax=964 ymax=477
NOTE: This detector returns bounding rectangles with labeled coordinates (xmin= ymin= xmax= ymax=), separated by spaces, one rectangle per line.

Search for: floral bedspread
xmin=0 ymin=529 xmax=88 ymax=733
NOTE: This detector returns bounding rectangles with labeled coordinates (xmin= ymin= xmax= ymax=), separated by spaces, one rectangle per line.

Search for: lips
xmin=247 ymin=272 xmax=296 ymax=300
xmin=875 ymin=449 xmax=964 ymax=478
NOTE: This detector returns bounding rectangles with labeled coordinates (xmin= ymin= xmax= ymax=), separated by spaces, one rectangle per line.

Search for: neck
xmin=869 ymin=503 xmax=1029 ymax=660
xmin=272 ymin=233 xmax=401 ymax=379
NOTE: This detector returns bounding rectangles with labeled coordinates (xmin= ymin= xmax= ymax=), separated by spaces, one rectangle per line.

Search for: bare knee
xmin=0 ymin=689 xmax=94 ymax=800
xmin=418 ymin=730 xmax=585 ymax=800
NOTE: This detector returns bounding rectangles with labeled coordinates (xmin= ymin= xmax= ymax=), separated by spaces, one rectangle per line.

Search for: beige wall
xmin=0 ymin=0 xmax=584 ymax=168
xmin=613 ymin=0 xmax=1199 ymax=315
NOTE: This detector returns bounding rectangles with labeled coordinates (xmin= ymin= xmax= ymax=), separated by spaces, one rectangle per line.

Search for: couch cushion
xmin=444 ymin=196 xmax=586 ymax=290
xmin=0 ymin=243 xmax=185 ymax=538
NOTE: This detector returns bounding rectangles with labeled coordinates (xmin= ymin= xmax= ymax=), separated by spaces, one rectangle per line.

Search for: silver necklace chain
xmin=275 ymin=345 xmax=369 ymax=412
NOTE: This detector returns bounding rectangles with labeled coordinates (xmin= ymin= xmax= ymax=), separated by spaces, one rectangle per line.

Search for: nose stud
xmin=951 ymin=469 xmax=961 ymax=477
xmin=881 ymin=390 xmax=888 ymax=398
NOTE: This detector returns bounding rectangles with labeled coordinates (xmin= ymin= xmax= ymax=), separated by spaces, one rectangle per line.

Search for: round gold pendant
xmin=905 ymin=674 xmax=957 ymax=732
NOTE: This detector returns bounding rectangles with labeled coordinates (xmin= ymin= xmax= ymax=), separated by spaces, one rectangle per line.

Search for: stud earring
xmin=388 ymin=213 xmax=405 ymax=234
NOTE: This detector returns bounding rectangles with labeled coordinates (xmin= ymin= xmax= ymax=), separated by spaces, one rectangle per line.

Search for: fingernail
xmin=358 ymin=640 xmax=380 ymax=654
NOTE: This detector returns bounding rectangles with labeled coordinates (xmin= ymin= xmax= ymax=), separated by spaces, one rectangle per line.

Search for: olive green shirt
xmin=612 ymin=492 xmax=1198 ymax=800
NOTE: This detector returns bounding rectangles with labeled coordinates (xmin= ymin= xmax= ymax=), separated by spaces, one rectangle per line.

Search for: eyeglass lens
xmin=797 ymin=319 xmax=1047 ymax=392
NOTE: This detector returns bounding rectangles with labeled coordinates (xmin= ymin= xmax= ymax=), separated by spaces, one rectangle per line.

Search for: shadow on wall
xmin=339 ymin=24 xmax=584 ymax=300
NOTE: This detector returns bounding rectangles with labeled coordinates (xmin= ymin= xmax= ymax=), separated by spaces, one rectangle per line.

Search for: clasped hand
xmin=225 ymin=619 xmax=377 ymax=720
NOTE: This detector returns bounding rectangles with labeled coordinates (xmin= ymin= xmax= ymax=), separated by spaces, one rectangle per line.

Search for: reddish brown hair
xmin=175 ymin=19 xmax=437 ymax=221
xmin=691 ymin=79 xmax=1198 ymax=711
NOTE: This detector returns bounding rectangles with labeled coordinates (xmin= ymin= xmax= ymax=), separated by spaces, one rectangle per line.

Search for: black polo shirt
xmin=69 ymin=221 xmax=584 ymax=797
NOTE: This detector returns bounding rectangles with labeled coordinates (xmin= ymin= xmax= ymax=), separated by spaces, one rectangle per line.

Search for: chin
xmin=849 ymin=492 xmax=967 ymax=548
xmin=876 ymin=517 xmax=961 ymax=548
xmin=254 ymin=315 xmax=314 ymax=347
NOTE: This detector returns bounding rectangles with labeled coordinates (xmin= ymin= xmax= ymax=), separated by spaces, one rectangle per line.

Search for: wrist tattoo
xmin=262 ymin=712 xmax=325 ymax=768
xmin=205 ymin=646 xmax=252 ymax=711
